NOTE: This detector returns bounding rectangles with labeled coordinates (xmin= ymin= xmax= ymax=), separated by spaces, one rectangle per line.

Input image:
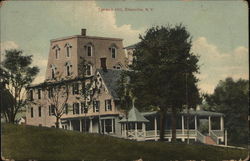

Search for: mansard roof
xmin=96 ymin=69 xmax=123 ymax=99
xmin=119 ymin=106 xmax=149 ymax=123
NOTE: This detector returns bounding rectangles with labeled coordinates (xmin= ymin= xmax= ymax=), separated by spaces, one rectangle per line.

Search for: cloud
xmin=51 ymin=1 xmax=142 ymax=46
xmin=192 ymin=37 xmax=249 ymax=94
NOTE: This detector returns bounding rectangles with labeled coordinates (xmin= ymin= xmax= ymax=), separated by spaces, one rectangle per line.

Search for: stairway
xmin=205 ymin=136 xmax=217 ymax=145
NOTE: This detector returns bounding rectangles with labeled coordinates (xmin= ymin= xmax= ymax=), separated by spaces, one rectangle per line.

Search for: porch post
xmin=220 ymin=116 xmax=224 ymax=131
xmin=69 ymin=120 xmax=72 ymax=130
xmin=89 ymin=118 xmax=93 ymax=133
xmin=111 ymin=118 xmax=114 ymax=133
xmin=124 ymin=123 xmax=127 ymax=137
xmin=103 ymin=119 xmax=106 ymax=134
xmin=142 ymin=123 xmax=146 ymax=137
xmin=208 ymin=116 xmax=211 ymax=135
xmin=182 ymin=115 xmax=184 ymax=135
xmin=135 ymin=123 xmax=138 ymax=139
xmin=154 ymin=117 xmax=157 ymax=140
xmin=225 ymin=130 xmax=227 ymax=146
xmin=195 ymin=115 xmax=197 ymax=133
xmin=79 ymin=119 xmax=82 ymax=132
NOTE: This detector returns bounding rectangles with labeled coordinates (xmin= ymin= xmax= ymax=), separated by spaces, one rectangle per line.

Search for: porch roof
xmin=119 ymin=107 xmax=149 ymax=123
xmin=141 ymin=109 xmax=224 ymax=117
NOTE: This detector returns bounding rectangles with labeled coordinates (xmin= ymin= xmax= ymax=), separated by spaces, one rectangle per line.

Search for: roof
xmin=124 ymin=43 xmax=139 ymax=49
xmin=51 ymin=35 xmax=123 ymax=42
xmin=181 ymin=109 xmax=224 ymax=117
xmin=142 ymin=109 xmax=224 ymax=117
xmin=96 ymin=69 xmax=123 ymax=99
xmin=119 ymin=106 xmax=149 ymax=123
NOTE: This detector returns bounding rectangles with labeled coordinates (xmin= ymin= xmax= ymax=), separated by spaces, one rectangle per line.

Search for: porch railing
xmin=196 ymin=130 xmax=206 ymax=143
xmin=210 ymin=130 xmax=219 ymax=144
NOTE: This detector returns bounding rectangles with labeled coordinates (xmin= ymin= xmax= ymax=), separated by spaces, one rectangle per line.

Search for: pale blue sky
xmin=0 ymin=0 xmax=248 ymax=93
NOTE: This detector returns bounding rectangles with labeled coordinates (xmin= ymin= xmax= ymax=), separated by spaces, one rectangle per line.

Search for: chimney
xmin=81 ymin=29 xmax=86 ymax=36
xmin=100 ymin=58 xmax=107 ymax=72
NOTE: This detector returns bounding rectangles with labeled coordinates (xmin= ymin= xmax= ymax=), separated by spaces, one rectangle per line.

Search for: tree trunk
xmin=55 ymin=117 xmax=60 ymax=128
xmin=159 ymin=108 xmax=166 ymax=141
xmin=171 ymin=106 xmax=177 ymax=142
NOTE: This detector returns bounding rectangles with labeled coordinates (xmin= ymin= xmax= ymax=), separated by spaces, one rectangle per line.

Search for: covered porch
xmin=60 ymin=114 xmax=120 ymax=135
xmin=142 ymin=109 xmax=226 ymax=145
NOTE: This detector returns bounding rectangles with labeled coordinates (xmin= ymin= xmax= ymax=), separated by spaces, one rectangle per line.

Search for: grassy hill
xmin=1 ymin=123 xmax=248 ymax=161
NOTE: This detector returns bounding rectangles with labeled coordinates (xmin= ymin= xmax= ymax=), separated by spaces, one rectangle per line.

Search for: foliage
xmin=2 ymin=123 xmax=248 ymax=161
xmin=0 ymin=49 xmax=39 ymax=123
xmin=37 ymin=75 xmax=70 ymax=128
xmin=204 ymin=77 xmax=249 ymax=145
xmin=116 ymin=71 xmax=133 ymax=137
xmin=127 ymin=25 xmax=201 ymax=140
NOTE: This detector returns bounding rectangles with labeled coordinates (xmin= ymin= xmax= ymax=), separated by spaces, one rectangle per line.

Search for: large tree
xmin=204 ymin=77 xmax=248 ymax=145
xmin=128 ymin=25 xmax=201 ymax=141
xmin=0 ymin=49 xmax=39 ymax=123
xmin=116 ymin=71 xmax=133 ymax=137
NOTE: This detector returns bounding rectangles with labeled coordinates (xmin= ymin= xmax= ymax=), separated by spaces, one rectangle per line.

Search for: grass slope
xmin=2 ymin=123 xmax=248 ymax=161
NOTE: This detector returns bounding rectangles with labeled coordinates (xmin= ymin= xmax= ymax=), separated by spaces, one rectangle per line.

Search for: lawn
xmin=1 ymin=123 xmax=248 ymax=161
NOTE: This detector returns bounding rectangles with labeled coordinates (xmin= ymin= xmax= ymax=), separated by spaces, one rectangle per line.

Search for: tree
xmin=77 ymin=57 xmax=98 ymax=132
xmin=204 ymin=77 xmax=248 ymax=145
xmin=38 ymin=74 xmax=70 ymax=128
xmin=127 ymin=25 xmax=201 ymax=141
xmin=0 ymin=49 xmax=39 ymax=123
xmin=116 ymin=71 xmax=133 ymax=137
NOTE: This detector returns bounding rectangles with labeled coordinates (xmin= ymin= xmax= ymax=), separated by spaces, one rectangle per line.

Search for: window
xmin=55 ymin=48 xmax=60 ymax=59
xmin=38 ymin=106 xmax=42 ymax=117
xmin=49 ymin=104 xmax=56 ymax=116
xmin=72 ymin=83 xmax=79 ymax=95
xmin=38 ymin=89 xmax=41 ymax=99
xmin=105 ymin=99 xmax=112 ymax=111
xmin=31 ymin=107 xmax=34 ymax=118
xmin=86 ymin=64 xmax=92 ymax=76
xmin=48 ymin=88 xmax=53 ymax=98
xmin=65 ymin=62 xmax=72 ymax=76
xmin=50 ymin=64 xmax=57 ymax=79
xmin=87 ymin=45 xmax=92 ymax=56
xmin=51 ymin=68 xmax=55 ymax=79
xmin=81 ymin=102 xmax=87 ymax=114
xmin=29 ymin=90 xmax=33 ymax=101
xmin=67 ymin=65 xmax=70 ymax=76
xmin=67 ymin=46 xmax=70 ymax=57
xmin=64 ymin=103 xmax=68 ymax=114
xmin=73 ymin=103 xmax=80 ymax=115
xmin=93 ymin=100 xmax=100 ymax=112
xmin=111 ymin=47 xmax=116 ymax=58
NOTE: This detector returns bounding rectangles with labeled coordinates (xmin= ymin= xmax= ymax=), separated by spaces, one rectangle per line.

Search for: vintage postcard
xmin=0 ymin=0 xmax=248 ymax=161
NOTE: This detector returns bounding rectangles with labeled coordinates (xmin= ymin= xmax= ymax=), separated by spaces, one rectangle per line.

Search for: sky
xmin=0 ymin=0 xmax=248 ymax=94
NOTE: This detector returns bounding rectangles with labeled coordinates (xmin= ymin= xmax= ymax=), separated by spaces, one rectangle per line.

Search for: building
xmin=27 ymin=29 xmax=226 ymax=145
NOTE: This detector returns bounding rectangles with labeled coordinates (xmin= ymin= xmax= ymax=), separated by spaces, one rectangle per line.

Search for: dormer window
xmin=65 ymin=43 xmax=72 ymax=58
xmin=111 ymin=47 xmax=116 ymax=58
